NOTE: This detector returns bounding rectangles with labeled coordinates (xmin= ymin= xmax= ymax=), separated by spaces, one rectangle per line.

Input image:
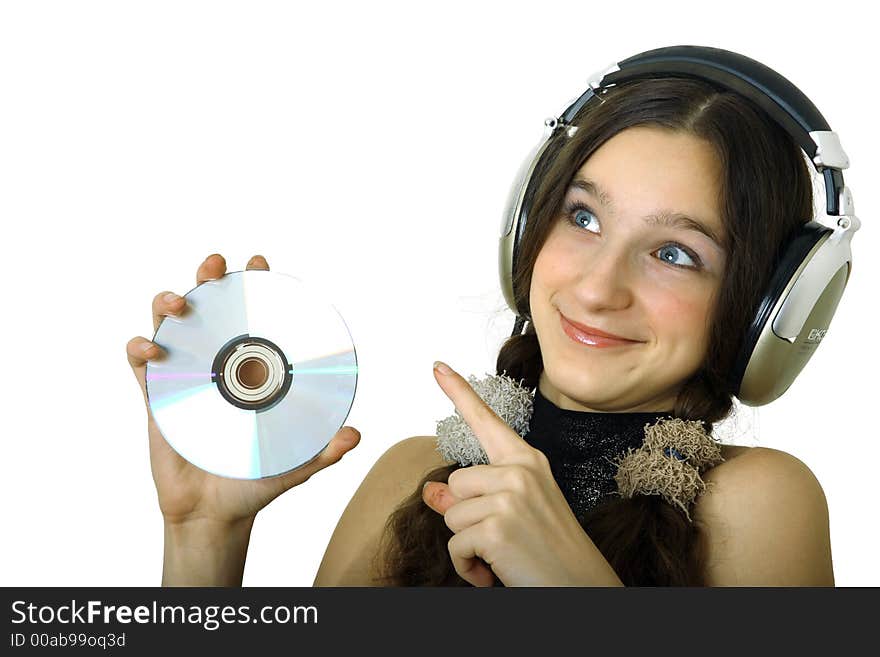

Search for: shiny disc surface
xmin=145 ymin=270 xmax=358 ymax=479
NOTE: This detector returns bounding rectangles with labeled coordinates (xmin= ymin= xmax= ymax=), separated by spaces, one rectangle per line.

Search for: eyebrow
xmin=568 ymin=177 xmax=725 ymax=249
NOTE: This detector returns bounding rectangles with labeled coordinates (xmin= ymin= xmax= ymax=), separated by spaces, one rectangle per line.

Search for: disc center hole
xmin=237 ymin=358 xmax=268 ymax=389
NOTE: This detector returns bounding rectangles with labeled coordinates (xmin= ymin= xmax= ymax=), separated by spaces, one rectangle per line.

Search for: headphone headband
xmin=558 ymin=45 xmax=849 ymax=215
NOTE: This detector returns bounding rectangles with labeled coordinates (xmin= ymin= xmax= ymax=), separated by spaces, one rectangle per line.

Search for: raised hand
xmin=126 ymin=254 xmax=361 ymax=527
xmin=422 ymin=360 xmax=623 ymax=587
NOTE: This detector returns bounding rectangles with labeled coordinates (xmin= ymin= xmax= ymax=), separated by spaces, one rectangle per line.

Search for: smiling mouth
xmin=558 ymin=312 xmax=642 ymax=348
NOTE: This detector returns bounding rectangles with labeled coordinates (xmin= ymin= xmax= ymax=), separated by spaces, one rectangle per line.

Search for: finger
xmin=152 ymin=290 xmax=186 ymax=332
xmin=245 ymin=254 xmax=270 ymax=271
xmin=422 ymin=470 xmax=508 ymax=513
xmin=445 ymin=463 xmax=535 ymax=501
xmin=274 ymin=426 xmax=361 ymax=492
xmin=447 ymin=529 xmax=497 ymax=588
xmin=422 ymin=481 xmax=460 ymax=515
xmin=432 ymin=361 xmax=529 ymax=464
xmin=196 ymin=253 xmax=227 ymax=285
xmin=127 ymin=336 xmax=167 ymax=400
xmin=440 ymin=489 xmax=515 ymax=534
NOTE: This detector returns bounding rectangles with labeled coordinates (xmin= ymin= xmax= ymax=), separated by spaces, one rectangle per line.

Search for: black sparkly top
xmin=522 ymin=386 xmax=674 ymax=522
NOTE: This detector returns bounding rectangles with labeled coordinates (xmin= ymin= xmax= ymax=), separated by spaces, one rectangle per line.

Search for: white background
xmin=1 ymin=1 xmax=876 ymax=586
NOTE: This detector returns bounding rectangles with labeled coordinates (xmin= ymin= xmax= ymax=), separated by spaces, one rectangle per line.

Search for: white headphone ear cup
xmin=731 ymin=222 xmax=849 ymax=406
xmin=499 ymin=153 xmax=545 ymax=316
xmin=499 ymin=123 xmax=567 ymax=318
xmin=500 ymin=152 xmax=536 ymax=240
xmin=498 ymin=163 xmax=528 ymax=315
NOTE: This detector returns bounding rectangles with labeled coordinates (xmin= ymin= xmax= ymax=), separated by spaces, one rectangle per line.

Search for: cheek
xmin=532 ymin=229 xmax=577 ymax=287
xmin=646 ymin=284 xmax=715 ymax=346
xmin=531 ymin=236 xmax=567 ymax=314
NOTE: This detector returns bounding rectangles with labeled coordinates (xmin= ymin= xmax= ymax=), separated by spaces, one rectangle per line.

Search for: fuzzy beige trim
xmin=613 ymin=417 xmax=725 ymax=522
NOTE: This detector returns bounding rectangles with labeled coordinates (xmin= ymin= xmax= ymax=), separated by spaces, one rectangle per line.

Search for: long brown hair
xmin=373 ymin=76 xmax=814 ymax=586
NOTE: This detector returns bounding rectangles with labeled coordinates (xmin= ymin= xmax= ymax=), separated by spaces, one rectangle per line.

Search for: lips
xmin=559 ymin=312 xmax=642 ymax=347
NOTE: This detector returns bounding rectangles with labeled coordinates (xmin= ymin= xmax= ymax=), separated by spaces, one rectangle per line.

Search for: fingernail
xmin=433 ymin=361 xmax=452 ymax=375
xmin=163 ymin=293 xmax=180 ymax=303
xmin=141 ymin=342 xmax=154 ymax=353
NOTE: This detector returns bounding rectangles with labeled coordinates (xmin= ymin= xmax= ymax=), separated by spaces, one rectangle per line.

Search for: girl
xmin=126 ymin=74 xmax=835 ymax=586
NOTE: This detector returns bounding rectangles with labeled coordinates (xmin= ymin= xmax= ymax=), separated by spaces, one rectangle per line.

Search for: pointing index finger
xmin=433 ymin=361 xmax=527 ymax=465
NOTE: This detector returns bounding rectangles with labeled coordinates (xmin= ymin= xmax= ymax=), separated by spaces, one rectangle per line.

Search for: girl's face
xmin=530 ymin=125 xmax=728 ymax=412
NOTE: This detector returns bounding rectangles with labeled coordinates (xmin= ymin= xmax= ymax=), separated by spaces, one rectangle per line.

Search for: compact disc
xmin=145 ymin=270 xmax=358 ymax=479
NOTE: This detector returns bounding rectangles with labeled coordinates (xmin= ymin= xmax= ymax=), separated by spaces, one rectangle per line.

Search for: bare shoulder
xmin=365 ymin=435 xmax=452 ymax=499
xmin=694 ymin=444 xmax=834 ymax=586
xmin=339 ymin=434 xmax=450 ymax=507
xmin=312 ymin=436 xmax=450 ymax=586
xmin=703 ymin=444 xmax=825 ymax=502
xmin=386 ymin=435 xmax=452 ymax=477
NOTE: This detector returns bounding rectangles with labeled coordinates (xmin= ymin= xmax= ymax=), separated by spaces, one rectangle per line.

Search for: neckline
xmin=522 ymin=387 xmax=677 ymax=517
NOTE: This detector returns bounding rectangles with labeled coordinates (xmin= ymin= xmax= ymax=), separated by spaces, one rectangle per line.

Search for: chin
xmin=545 ymin=359 xmax=612 ymax=398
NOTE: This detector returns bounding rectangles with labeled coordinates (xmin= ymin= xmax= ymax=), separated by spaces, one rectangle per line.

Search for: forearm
xmin=563 ymin=533 xmax=625 ymax=587
xmin=162 ymin=516 xmax=255 ymax=586
xmin=579 ymin=540 xmax=625 ymax=586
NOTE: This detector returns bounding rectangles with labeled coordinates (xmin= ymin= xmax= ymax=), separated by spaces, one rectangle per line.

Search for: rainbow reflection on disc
xmin=145 ymin=270 xmax=357 ymax=479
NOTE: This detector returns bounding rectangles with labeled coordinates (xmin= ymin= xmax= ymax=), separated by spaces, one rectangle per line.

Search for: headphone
xmin=498 ymin=45 xmax=859 ymax=407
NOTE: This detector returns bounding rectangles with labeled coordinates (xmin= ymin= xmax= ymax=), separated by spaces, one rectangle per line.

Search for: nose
xmin=571 ymin=241 xmax=634 ymax=312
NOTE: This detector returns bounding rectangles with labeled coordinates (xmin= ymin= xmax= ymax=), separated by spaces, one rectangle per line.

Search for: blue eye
xmin=656 ymin=244 xmax=698 ymax=269
xmin=570 ymin=206 xmax=600 ymax=233
xmin=562 ymin=200 xmax=703 ymax=271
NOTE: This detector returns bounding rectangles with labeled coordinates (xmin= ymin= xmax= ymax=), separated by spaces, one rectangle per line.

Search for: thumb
xmin=275 ymin=426 xmax=361 ymax=492
xmin=422 ymin=482 xmax=499 ymax=587
xmin=422 ymin=481 xmax=458 ymax=515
